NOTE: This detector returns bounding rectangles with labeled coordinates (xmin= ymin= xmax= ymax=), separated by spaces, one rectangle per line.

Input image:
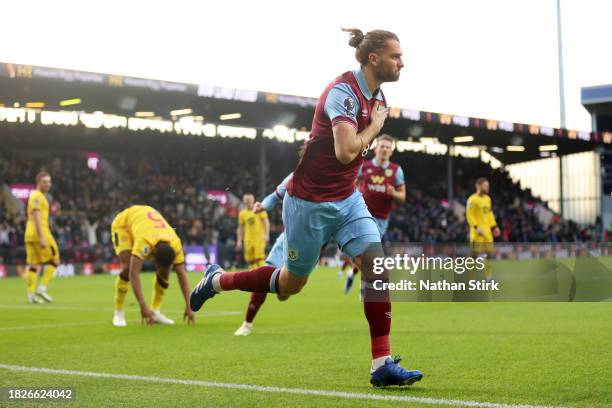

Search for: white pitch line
xmin=0 ymin=364 xmax=562 ymax=408
xmin=0 ymin=304 xmax=240 ymax=316
xmin=0 ymin=311 xmax=240 ymax=332
xmin=0 ymin=321 xmax=106 ymax=332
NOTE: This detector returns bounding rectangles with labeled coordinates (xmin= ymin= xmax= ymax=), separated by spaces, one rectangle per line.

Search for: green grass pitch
xmin=0 ymin=267 xmax=611 ymax=407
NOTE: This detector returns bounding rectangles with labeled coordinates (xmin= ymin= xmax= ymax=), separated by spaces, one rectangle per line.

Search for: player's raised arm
xmin=258 ymin=172 xmax=294 ymax=212
xmin=174 ymin=263 xmax=195 ymax=324
xmin=332 ymin=103 xmax=387 ymax=164
xmin=128 ymin=255 xmax=155 ymax=325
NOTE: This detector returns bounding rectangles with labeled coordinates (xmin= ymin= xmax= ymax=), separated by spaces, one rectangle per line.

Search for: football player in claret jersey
xmin=24 ymin=171 xmax=59 ymax=304
xmin=237 ymin=193 xmax=270 ymax=269
xmin=343 ymin=134 xmax=406 ymax=294
xmin=191 ymin=28 xmax=422 ymax=387
xmin=111 ymin=205 xmax=195 ymax=326
xmin=466 ymin=178 xmax=500 ymax=280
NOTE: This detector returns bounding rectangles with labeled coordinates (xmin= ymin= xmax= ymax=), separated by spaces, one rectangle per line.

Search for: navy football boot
xmin=190 ymin=264 xmax=224 ymax=312
xmin=370 ymin=356 xmax=423 ymax=387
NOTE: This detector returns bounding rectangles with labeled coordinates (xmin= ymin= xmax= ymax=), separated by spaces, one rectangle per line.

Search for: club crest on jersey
xmin=385 ymin=169 xmax=393 ymax=177
xmin=288 ymin=248 xmax=299 ymax=261
xmin=343 ymin=96 xmax=355 ymax=117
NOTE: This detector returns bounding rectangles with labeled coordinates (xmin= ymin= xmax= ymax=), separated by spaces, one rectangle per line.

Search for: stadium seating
xmin=0 ymin=146 xmax=596 ymax=266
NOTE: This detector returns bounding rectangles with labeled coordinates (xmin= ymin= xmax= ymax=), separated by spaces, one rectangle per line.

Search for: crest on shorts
xmin=288 ymin=248 xmax=299 ymax=261
xmin=343 ymin=96 xmax=355 ymax=117
xmin=143 ymin=245 xmax=150 ymax=256
xmin=385 ymin=169 xmax=393 ymax=177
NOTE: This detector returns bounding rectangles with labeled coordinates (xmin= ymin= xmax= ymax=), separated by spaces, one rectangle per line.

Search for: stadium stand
xmin=0 ymin=141 xmax=596 ymax=267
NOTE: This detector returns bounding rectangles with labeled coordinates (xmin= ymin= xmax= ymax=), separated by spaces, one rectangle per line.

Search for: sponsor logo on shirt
xmin=370 ymin=175 xmax=385 ymax=184
xmin=367 ymin=184 xmax=387 ymax=193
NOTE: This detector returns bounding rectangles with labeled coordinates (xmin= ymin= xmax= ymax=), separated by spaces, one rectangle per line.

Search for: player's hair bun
xmin=342 ymin=28 xmax=365 ymax=48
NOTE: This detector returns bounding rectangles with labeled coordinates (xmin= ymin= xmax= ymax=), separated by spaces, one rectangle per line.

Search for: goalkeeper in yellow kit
xmin=24 ymin=171 xmax=59 ymax=304
xmin=466 ymin=178 xmax=500 ymax=280
xmin=111 ymin=205 xmax=195 ymax=326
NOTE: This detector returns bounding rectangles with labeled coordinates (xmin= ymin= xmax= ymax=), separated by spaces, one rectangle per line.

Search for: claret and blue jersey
xmin=288 ymin=68 xmax=387 ymax=203
xmin=283 ymin=68 xmax=387 ymax=276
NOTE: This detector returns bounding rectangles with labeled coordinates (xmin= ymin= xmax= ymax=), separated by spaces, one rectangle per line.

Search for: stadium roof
xmin=582 ymin=84 xmax=612 ymax=109
xmin=1 ymin=62 xmax=609 ymax=165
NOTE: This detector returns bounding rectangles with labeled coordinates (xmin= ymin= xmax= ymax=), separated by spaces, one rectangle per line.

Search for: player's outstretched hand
xmin=184 ymin=308 xmax=196 ymax=325
xmin=371 ymin=101 xmax=389 ymax=133
xmin=140 ymin=306 xmax=155 ymax=326
xmin=253 ymin=202 xmax=264 ymax=213
xmin=386 ymin=184 xmax=396 ymax=196
xmin=476 ymin=227 xmax=484 ymax=236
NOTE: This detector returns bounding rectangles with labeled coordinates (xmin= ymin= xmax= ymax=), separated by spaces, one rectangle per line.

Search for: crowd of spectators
xmin=0 ymin=146 xmax=597 ymax=265
xmin=386 ymin=153 xmax=594 ymax=244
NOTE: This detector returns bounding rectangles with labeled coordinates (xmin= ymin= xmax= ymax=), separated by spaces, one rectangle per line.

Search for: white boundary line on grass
xmin=0 ymin=304 xmax=240 ymax=315
xmin=0 ymin=321 xmax=106 ymax=332
xmin=0 ymin=311 xmax=240 ymax=332
xmin=0 ymin=364 xmax=563 ymax=408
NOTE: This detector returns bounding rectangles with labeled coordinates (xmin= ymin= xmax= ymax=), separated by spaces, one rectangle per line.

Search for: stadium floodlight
xmin=25 ymin=102 xmax=45 ymax=108
xmin=453 ymin=136 xmax=474 ymax=143
xmin=490 ymin=146 xmax=504 ymax=153
xmin=539 ymin=144 xmax=558 ymax=151
xmin=60 ymin=98 xmax=81 ymax=106
xmin=135 ymin=111 xmax=155 ymax=117
xmin=219 ymin=113 xmax=242 ymax=121
xmin=506 ymin=145 xmax=525 ymax=152
xmin=13 ymin=102 xmax=20 ymax=107
xmin=170 ymin=108 xmax=192 ymax=116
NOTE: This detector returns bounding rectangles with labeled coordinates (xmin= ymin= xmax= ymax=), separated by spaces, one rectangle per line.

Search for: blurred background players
xmin=466 ymin=177 xmax=500 ymax=281
xmin=111 ymin=205 xmax=195 ymax=326
xmin=236 ymin=193 xmax=269 ymax=268
xmin=24 ymin=171 xmax=59 ymax=304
